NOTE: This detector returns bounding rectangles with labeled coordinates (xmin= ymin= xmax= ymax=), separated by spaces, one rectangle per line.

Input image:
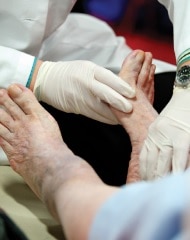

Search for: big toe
xmin=8 ymin=84 xmax=45 ymax=115
xmin=119 ymin=50 xmax=145 ymax=86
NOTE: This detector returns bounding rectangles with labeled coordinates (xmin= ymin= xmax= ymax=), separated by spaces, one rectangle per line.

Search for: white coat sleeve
xmin=158 ymin=0 xmax=190 ymax=63
xmin=0 ymin=46 xmax=35 ymax=89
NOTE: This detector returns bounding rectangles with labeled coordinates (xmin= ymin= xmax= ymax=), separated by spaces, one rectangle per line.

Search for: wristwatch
xmin=175 ymin=65 xmax=190 ymax=88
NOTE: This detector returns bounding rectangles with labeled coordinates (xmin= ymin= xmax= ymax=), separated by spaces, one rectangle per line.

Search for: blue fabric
xmin=89 ymin=171 xmax=190 ymax=240
xmin=84 ymin=0 xmax=128 ymax=22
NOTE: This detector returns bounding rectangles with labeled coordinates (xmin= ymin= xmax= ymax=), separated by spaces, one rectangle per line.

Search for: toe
xmin=0 ymin=89 xmax=24 ymax=120
xmin=119 ymin=50 xmax=145 ymax=86
xmin=8 ymin=84 xmax=46 ymax=115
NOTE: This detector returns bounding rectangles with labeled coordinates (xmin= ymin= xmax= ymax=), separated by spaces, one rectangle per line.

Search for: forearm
xmin=40 ymin=153 xmax=118 ymax=240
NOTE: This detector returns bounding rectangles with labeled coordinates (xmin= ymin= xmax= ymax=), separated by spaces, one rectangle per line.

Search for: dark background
xmin=72 ymin=0 xmax=175 ymax=64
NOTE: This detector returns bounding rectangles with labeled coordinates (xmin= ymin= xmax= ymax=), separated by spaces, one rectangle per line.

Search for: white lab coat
xmin=0 ymin=0 xmax=176 ymax=88
xmin=158 ymin=0 xmax=190 ymax=61
xmin=0 ymin=0 xmax=176 ymax=164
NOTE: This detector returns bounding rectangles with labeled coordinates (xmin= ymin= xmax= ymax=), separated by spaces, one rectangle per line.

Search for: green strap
xmin=26 ymin=57 xmax=38 ymax=88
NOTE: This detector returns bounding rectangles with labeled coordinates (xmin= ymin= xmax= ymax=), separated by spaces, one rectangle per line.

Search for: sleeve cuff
xmin=0 ymin=46 xmax=35 ymax=88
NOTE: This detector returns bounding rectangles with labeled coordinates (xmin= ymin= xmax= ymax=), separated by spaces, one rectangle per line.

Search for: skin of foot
xmin=0 ymin=85 xmax=71 ymax=198
xmin=0 ymin=84 xmax=119 ymax=240
xmin=0 ymin=51 xmax=158 ymax=239
xmin=112 ymin=50 xmax=158 ymax=183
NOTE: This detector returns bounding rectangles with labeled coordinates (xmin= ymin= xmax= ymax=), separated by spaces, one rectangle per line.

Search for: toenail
xmin=9 ymin=84 xmax=23 ymax=96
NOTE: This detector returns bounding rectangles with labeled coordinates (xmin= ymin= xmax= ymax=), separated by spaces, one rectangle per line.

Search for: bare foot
xmin=0 ymin=84 xmax=72 ymax=199
xmin=119 ymin=50 xmax=155 ymax=104
xmin=111 ymin=50 xmax=158 ymax=183
xmin=0 ymin=85 xmax=119 ymax=239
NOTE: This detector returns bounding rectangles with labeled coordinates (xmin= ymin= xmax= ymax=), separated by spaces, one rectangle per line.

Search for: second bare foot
xmin=111 ymin=50 xmax=158 ymax=183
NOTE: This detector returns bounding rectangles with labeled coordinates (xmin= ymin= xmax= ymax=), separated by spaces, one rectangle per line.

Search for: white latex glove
xmin=140 ymin=88 xmax=190 ymax=180
xmin=34 ymin=60 xmax=135 ymax=124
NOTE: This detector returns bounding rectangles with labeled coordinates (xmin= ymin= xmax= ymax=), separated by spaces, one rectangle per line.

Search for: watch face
xmin=175 ymin=65 xmax=190 ymax=87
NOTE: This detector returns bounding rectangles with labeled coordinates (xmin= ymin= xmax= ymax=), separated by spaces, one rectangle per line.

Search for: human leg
xmin=41 ymin=50 xmax=173 ymax=185
xmin=0 ymin=84 xmax=118 ymax=240
xmin=40 ymin=70 xmax=175 ymax=186
xmin=111 ymin=50 xmax=158 ymax=183
xmin=0 ymin=84 xmax=187 ymax=240
xmin=0 ymin=50 xmax=154 ymax=174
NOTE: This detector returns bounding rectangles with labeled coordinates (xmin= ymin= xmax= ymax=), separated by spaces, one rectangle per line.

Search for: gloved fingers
xmin=139 ymin=140 xmax=159 ymax=180
xmin=172 ymin=143 xmax=190 ymax=173
xmin=94 ymin=66 xmax=136 ymax=98
xmin=91 ymin=81 xmax=133 ymax=113
xmin=82 ymin=103 xmax=119 ymax=125
xmin=155 ymin=146 xmax=172 ymax=178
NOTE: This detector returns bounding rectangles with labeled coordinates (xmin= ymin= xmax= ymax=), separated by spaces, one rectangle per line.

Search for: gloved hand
xmin=140 ymin=88 xmax=190 ymax=180
xmin=34 ymin=60 xmax=135 ymax=124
